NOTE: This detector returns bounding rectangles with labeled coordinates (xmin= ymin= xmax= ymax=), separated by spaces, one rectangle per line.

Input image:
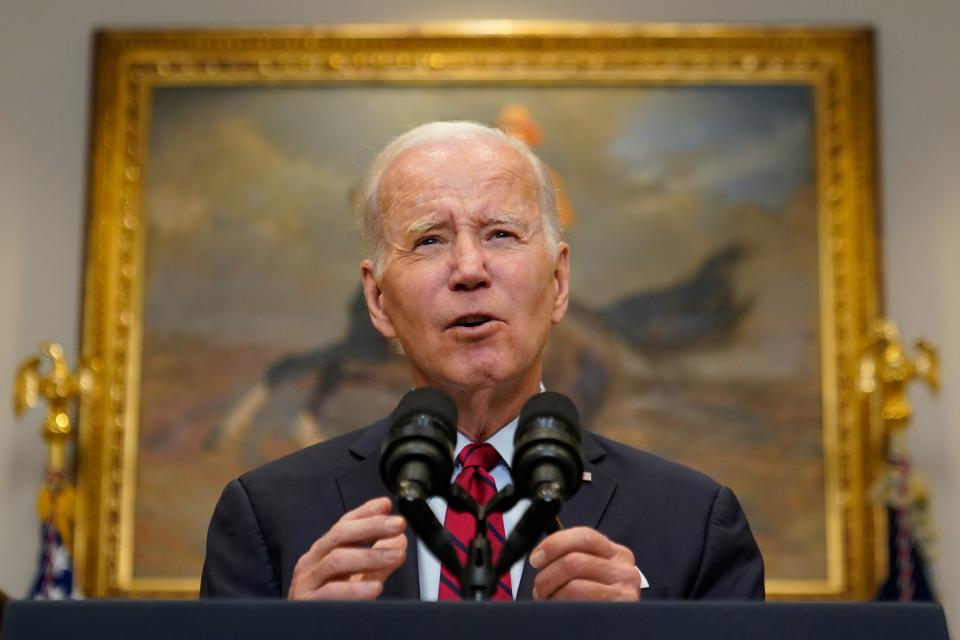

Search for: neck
xmin=413 ymin=366 xmax=542 ymax=442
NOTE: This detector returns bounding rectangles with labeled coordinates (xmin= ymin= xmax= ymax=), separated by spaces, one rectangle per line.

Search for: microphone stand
xmin=492 ymin=482 xmax=563 ymax=580
xmin=397 ymin=480 xmax=565 ymax=601
xmin=446 ymin=484 xmax=518 ymax=601
xmin=382 ymin=389 xmax=583 ymax=601
xmin=394 ymin=480 xmax=462 ymax=578
xmin=448 ymin=482 xmax=563 ymax=601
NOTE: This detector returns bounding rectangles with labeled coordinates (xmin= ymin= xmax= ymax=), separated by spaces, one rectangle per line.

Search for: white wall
xmin=1 ymin=0 xmax=957 ymax=621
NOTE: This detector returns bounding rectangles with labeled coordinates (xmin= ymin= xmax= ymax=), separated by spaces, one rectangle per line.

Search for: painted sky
xmin=145 ymin=84 xmax=816 ymax=377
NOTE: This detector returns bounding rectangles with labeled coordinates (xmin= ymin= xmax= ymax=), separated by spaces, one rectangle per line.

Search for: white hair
xmin=357 ymin=121 xmax=561 ymax=276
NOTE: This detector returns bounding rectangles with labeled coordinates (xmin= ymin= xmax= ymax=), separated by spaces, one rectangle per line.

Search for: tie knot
xmin=457 ymin=443 xmax=502 ymax=472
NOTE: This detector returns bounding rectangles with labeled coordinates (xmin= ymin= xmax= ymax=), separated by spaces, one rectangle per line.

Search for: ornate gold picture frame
xmin=76 ymin=24 xmax=883 ymax=599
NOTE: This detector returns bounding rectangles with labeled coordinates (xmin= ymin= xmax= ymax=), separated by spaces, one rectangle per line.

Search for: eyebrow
xmin=406 ymin=217 xmax=444 ymax=236
xmin=405 ymin=213 xmax=525 ymax=237
xmin=486 ymin=213 xmax=525 ymax=227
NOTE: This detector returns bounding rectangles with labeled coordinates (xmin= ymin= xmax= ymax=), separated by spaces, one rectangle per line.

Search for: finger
xmin=297 ymin=580 xmax=384 ymax=601
xmin=363 ymin=534 xmax=409 ymax=582
xmin=302 ymin=512 xmax=405 ymax=565
xmin=532 ymin=551 xmax=640 ymax=601
xmin=292 ymin=514 xmax=405 ymax=593
xmin=371 ymin=532 xmax=407 ymax=552
xmin=328 ymin=514 xmax=406 ymax=549
xmin=288 ymin=536 xmax=403 ymax=599
xmin=539 ymin=578 xmax=638 ymax=602
xmin=312 ymin=544 xmax=406 ymax=584
xmin=341 ymin=496 xmax=394 ymax=522
xmin=296 ymin=495 xmax=395 ymax=567
xmin=529 ymin=527 xmax=621 ymax=569
xmin=291 ymin=543 xmax=399 ymax=597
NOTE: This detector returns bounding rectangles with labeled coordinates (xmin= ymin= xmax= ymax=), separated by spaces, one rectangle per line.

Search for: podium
xmin=3 ymin=600 xmax=950 ymax=640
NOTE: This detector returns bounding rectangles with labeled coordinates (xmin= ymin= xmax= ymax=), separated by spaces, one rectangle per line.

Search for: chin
xmin=410 ymin=340 xmax=537 ymax=391
xmin=413 ymin=354 xmax=500 ymax=389
xmin=441 ymin=368 xmax=504 ymax=390
xmin=449 ymin=358 xmax=532 ymax=391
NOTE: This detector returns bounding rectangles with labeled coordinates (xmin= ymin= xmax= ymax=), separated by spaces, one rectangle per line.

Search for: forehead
xmin=378 ymin=137 xmax=538 ymax=215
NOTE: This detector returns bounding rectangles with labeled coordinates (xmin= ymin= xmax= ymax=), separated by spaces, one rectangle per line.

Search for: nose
xmin=448 ymin=235 xmax=491 ymax=291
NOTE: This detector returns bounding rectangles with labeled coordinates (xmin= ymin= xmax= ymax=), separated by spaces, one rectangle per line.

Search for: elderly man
xmin=200 ymin=121 xmax=764 ymax=601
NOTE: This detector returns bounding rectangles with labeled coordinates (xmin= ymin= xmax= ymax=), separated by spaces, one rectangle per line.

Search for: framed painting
xmin=75 ymin=24 xmax=884 ymax=599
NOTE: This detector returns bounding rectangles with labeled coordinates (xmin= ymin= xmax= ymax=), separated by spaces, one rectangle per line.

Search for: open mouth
xmin=451 ymin=314 xmax=495 ymax=329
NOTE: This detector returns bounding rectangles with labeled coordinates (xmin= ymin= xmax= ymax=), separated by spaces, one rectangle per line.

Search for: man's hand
xmin=288 ymin=497 xmax=407 ymax=600
xmin=529 ymin=527 xmax=641 ymax=601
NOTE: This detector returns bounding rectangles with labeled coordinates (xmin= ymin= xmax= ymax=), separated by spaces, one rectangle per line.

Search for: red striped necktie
xmin=438 ymin=442 xmax=513 ymax=601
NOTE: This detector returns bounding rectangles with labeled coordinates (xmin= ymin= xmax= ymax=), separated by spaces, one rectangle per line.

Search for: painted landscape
xmin=137 ymin=84 xmax=822 ymax=580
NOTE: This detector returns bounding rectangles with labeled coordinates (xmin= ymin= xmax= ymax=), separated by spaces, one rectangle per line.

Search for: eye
xmin=413 ymin=235 xmax=441 ymax=249
xmin=489 ymin=229 xmax=517 ymax=241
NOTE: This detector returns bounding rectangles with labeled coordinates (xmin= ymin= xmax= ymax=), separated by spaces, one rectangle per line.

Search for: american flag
xmin=28 ymin=479 xmax=80 ymax=600
xmin=29 ymin=520 xmax=75 ymax=599
xmin=876 ymin=457 xmax=935 ymax=602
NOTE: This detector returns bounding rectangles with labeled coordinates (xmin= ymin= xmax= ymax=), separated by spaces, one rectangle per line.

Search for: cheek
xmin=383 ymin=268 xmax=445 ymax=330
xmin=388 ymin=295 xmax=428 ymax=333
xmin=520 ymin=265 xmax=558 ymax=314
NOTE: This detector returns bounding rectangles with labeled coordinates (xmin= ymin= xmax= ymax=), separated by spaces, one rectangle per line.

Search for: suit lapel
xmin=335 ymin=419 xmax=420 ymax=599
xmin=516 ymin=431 xmax=615 ymax=600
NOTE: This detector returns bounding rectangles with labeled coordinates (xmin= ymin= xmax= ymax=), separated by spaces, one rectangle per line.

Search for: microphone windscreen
xmin=394 ymin=387 xmax=458 ymax=440
xmin=518 ymin=391 xmax=580 ymax=437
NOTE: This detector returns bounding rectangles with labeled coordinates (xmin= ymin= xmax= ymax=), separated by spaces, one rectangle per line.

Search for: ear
xmin=551 ymin=242 xmax=570 ymax=324
xmin=361 ymin=259 xmax=398 ymax=339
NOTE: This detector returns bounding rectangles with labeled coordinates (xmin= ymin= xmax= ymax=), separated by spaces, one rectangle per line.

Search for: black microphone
xmin=494 ymin=392 xmax=584 ymax=578
xmin=379 ymin=387 xmax=462 ymax=577
xmin=512 ymin=391 xmax=584 ymax=502
xmin=379 ymin=387 xmax=458 ymax=501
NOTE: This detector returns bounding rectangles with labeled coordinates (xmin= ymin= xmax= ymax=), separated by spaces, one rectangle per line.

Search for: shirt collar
xmin=451 ymin=383 xmax=544 ymax=470
xmin=453 ymin=414 xmax=518 ymax=471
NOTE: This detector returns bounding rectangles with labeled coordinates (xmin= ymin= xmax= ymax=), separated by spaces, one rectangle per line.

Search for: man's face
xmin=361 ymin=137 xmax=569 ymax=393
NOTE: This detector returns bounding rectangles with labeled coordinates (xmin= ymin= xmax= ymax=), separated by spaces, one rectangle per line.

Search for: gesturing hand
xmin=288 ymin=496 xmax=407 ymax=600
xmin=529 ymin=527 xmax=641 ymax=601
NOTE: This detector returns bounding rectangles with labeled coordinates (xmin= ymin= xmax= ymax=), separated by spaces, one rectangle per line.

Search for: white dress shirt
xmin=417 ymin=415 xmax=530 ymax=600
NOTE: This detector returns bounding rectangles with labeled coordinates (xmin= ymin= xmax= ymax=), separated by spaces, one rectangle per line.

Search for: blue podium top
xmin=3 ymin=600 xmax=950 ymax=640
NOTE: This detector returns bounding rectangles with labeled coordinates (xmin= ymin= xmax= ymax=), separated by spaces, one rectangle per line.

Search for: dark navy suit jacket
xmin=200 ymin=418 xmax=764 ymax=600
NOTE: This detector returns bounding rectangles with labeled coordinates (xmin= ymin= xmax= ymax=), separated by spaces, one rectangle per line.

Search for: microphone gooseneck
xmin=378 ymin=388 xmax=587 ymax=600
xmin=494 ymin=391 xmax=585 ymax=578
xmin=378 ymin=387 xmax=463 ymax=579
